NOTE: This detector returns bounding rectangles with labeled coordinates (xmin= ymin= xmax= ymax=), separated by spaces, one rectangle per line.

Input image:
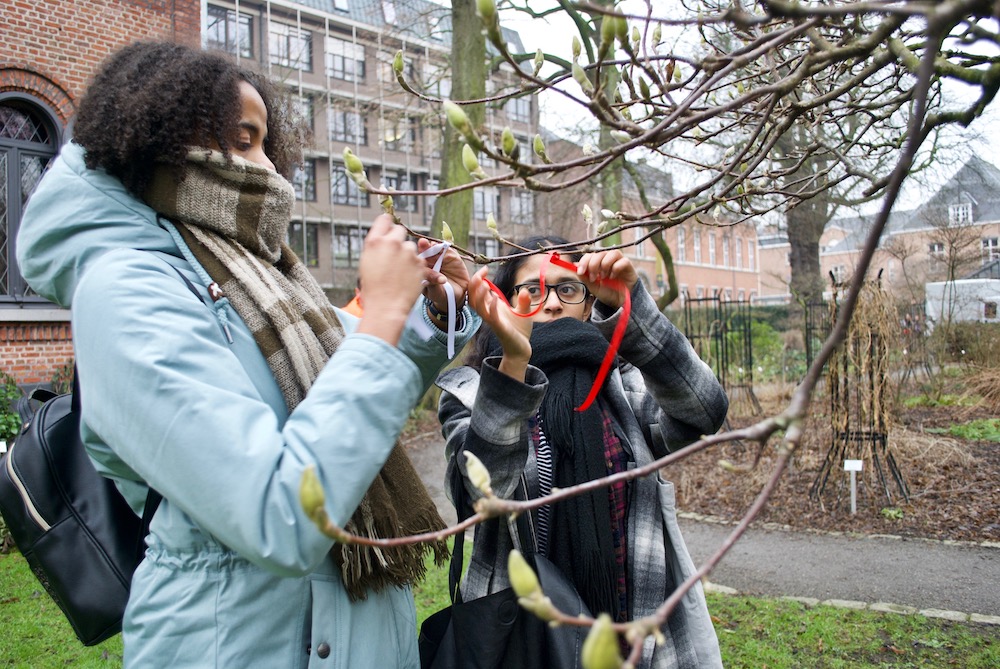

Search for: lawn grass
xmin=3 ymin=547 xmax=997 ymax=668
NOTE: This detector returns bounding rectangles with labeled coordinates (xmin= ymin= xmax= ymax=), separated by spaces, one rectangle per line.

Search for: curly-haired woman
xmin=18 ymin=41 xmax=476 ymax=667
xmin=437 ymin=237 xmax=726 ymax=668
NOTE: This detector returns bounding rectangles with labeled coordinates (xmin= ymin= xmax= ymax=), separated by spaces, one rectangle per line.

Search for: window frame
xmin=1 ymin=93 xmax=61 ymax=305
xmin=328 ymin=108 xmax=368 ymax=145
xmin=325 ymin=36 xmax=366 ymax=82
xmin=331 ymin=165 xmax=370 ymax=207
xmin=269 ymin=22 xmax=313 ymax=71
xmin=293 ymin=159 xmax=317 ymax=202
xmin=206 ymin=5 xmax=254 ymax=59
xmin=288 ymin=220 xmax=320 ymax=267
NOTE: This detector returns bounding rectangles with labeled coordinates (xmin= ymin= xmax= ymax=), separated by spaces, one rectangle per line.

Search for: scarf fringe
xmin=340 ymin=509 xmax=451 ymax=602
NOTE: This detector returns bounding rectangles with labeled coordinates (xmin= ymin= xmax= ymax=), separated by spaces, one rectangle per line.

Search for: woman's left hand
xmin=576 ymin=250 xmax=637 ymax=309
xmin=418 ymin=238 xmax=471 ymax=314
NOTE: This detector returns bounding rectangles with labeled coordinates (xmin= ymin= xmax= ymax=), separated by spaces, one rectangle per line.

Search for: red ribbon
xmin=484 ymin=252 xmax=631 ymax=412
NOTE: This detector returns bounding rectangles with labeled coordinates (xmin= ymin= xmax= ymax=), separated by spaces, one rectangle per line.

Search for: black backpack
xmin=0 ymin=373 xmax=161 ymax=645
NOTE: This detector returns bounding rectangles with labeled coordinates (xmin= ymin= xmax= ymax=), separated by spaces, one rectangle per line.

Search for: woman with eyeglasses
xmin=436 ymin=236 xmax=728 ymax=668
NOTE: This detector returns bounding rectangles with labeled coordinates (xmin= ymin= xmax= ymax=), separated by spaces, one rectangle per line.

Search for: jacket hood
xmin=17 ymin=141 xmax=178 ymax=307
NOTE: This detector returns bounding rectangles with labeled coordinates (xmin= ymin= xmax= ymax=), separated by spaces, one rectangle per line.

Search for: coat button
xmin=317 ymin=642 xmax=331 ymax=659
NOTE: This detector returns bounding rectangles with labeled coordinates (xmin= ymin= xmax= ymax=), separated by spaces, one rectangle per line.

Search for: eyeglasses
xmin=511 ymin=281 xmax=590 ymax=305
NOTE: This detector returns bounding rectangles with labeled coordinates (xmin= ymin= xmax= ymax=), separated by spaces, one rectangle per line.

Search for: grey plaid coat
xmin=437 ymin=283 xmax=727 ymax=669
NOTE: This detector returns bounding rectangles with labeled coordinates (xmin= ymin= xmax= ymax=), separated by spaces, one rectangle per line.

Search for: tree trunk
xmin=785 ymin=193 xmax=830 ymax=326
xmin=431 ymin=0 xmax=485 ymax=248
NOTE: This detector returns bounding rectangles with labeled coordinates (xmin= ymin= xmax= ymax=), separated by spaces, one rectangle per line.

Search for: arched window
xmin=1 ymin=95 xmax=60 ymax=302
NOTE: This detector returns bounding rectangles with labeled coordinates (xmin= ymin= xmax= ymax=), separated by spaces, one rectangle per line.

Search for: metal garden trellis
xmin=810 ymin=279 xmax=910 ymax=507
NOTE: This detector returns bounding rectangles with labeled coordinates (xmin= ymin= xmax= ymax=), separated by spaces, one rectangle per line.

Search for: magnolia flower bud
xmin=582 ymin=614 xmax=623 ymax=669
xmin=508 ymin=549 xmax=541 ymax=598
xmin=441 ymin=220 xmax=455 ymax=244
xmin=533 ymin=49 xmax=544 ymax=76
xmin=533 ymin=134 xmax=551 ymax=163
xmin=639 ymin=77 xmax=651 ymax=100
xmin=444 ymin=100 xmax=472 ymax=136
xmin=462 ymin=144 xmax=487 ymax=178
xmin=572 ymin=36 xmax=582 ymax=61
xmin=615 ymin=16 xmax=628 ymax=45
xmin=476 ymin=0 xmax=497 ymax=24
xmin=379 ymin=188 xmax=394 ymax=214
xmin=463 ymin=144 xmax=480 ymax=173
xmin=632 ymin=26 xmax=640 ymax=47
xmin=501 ymin=126 xmax=516 ymax=157
xmin=582 ymin=143 xmax=598 ymax=156
xmin=601 ymin=208 xmax=616 ymax=219
xmin=600 ymin=16 xmax=616 ymax=50
xmin=392 ymin=50 xmax=404 ymax=76
xmin=486 ymin=212 xmax=498 ymax=232
xmin=464 ymin=450 xmax=492 ymax=495
xmin=573 ymin=62 xmax=595 ymax=95
xmin=582 ymin=204 xmax=593 ymax=225
xmin=652 ymin=24 xmax=662 ymax=45
xmin=343 ymin=147 xmax=364 ymax=175
xmin=300 ymin=465 xmax=326 ymax=525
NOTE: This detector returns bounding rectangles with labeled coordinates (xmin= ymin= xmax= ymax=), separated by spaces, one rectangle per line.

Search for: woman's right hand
xmin=355 ymin=215 xmax=425 ymax=345
xmin=467 ymin=267 xmax=533 ymax=381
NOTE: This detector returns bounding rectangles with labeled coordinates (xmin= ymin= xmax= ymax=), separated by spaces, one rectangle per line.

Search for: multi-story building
xmin=202 ymin=0 xmax=539 ymax=301
xmin=757 ymin=156 xmax=1000 ymax=305
xmin=1 ymin=0 xmax=537 ymax=391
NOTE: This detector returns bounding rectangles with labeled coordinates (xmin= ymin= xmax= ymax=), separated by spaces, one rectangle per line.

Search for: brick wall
xmin=0 ymin=0 xmax=201 ymax=122
xmin=0 ymin=323 xmax=74 ymax=387
xmin=1 ymin=0 xmax=201 ymax=390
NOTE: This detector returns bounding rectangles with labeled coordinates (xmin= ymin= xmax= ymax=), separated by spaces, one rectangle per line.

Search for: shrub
xmin=0 ymin=370 xmax=23 ymax=552
xmin=929 ymin=322 xmax=1000 ymax=367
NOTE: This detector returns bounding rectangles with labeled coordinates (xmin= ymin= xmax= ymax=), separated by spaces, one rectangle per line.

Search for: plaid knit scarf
xmin=145 ymin=148 xmax=448 ymax=600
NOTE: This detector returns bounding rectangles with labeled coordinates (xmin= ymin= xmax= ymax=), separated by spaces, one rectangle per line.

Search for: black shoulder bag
xmin=418 ymin=465 xmax=591 ymax=669
xmin=0 ymin=370 xmax=160 ymax=645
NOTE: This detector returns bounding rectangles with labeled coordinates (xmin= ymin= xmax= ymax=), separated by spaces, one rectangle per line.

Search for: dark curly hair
xmin=466 ymin=235 xmax=586 ymax=370
xmin=72 ymin=41 xmax=299 ymax=197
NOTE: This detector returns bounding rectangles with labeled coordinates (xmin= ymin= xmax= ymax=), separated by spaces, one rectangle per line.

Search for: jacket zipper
xmin=4 ymin=444 xmax=51 ymax=531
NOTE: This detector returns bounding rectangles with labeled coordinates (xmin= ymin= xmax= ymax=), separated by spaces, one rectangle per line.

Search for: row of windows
xmin=928 ymin=237 xmax=999 ymax=262
xmin=291 ymin=162 xmax=536 ymax=227
xmin=291 ymin=222 xmax=505 ymax=269
xmin=293 ymin=161 xmax=469 ymax=213
xmin=676 ymin=227 xmax=756 ymax=271
xmin=678 ymin=285 xmax=756 ymax=302
xmin=205 ymin=4 xmax=532 ymax=125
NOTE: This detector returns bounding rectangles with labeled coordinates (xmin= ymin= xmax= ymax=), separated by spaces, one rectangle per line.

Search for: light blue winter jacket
xmin=17 ymin=141 xmax=478 ymax=668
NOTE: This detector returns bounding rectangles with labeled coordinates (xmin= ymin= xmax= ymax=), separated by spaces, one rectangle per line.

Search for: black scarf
xmin=488 ymin=318 xmax=627 ymax=620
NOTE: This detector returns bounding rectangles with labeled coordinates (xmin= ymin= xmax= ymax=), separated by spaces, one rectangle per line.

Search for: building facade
xmin=757 ymin=157 xmax=1000 ymax=306
xmin=1 ymin=0 xmax=538 ymax=391
xmin=1 ymin=0 xmax=201 ymax=389
xmin=202 ymin=0 xmax=539 ymax=300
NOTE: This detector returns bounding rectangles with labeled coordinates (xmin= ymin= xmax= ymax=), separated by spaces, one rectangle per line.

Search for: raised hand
xmin=356 ymin=215 xmax=425 ymax=345
xmin=576 ymin=250 xmax=637 ymax=309
xmin=467 ymin=267 xmax=533 ymax=381
xmin=418 ymin=237 xmax=470 ymax=317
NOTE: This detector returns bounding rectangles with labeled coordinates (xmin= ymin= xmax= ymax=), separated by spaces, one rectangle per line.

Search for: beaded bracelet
xmin=425 ymin=296 xmax=466 ymax=329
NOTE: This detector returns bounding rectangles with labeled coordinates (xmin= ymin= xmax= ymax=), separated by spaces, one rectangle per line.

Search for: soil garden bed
xmin=669 ymin=381 xmax=999 ymax=544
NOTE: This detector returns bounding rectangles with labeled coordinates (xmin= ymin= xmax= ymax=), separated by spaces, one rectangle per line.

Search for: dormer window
xmin=949 ymin=202 xmax=973 ymax=225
